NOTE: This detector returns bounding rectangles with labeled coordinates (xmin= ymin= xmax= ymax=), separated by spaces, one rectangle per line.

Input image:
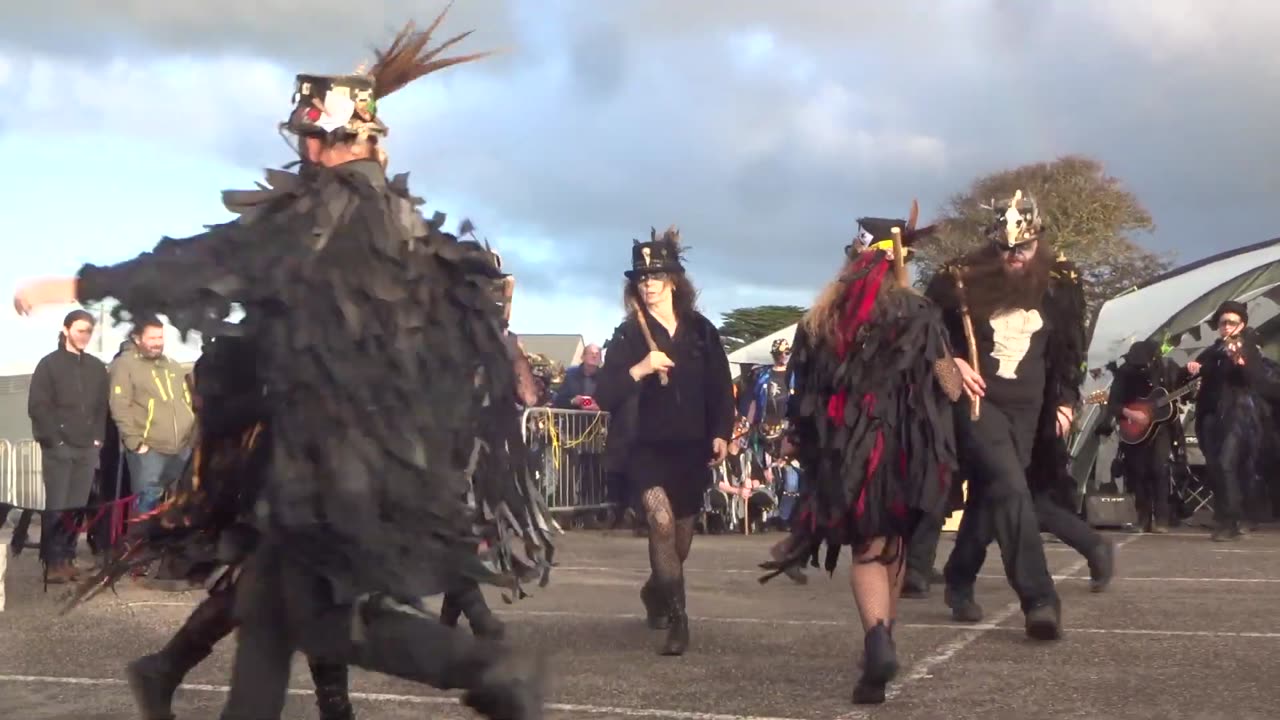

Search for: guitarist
xmin=1099 ymin=340 xmax=1188 ymax=533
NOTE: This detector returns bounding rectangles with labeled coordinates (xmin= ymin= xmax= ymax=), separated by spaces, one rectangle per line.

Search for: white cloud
xmin=2 ymin=0 xmax=1280 ymax=337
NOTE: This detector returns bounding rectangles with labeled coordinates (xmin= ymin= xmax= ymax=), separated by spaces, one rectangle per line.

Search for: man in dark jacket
xmin=28 ymin=308 xmax=109 ymax=583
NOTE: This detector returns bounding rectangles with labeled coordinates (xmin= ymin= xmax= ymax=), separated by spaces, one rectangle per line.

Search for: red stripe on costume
xmin=828 ymin=391 xmax=847 ymax=420
xmin=855 ymin=430 xmax=884 ymax=519
xmin=836 ymin=256 xmax=889 ymax=356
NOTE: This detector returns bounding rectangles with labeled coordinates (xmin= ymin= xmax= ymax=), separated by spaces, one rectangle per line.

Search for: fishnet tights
xmin=849 ymin=536 xmax=906 ymax=632
xmin=641 ymin=486 xmax=695 ymax=583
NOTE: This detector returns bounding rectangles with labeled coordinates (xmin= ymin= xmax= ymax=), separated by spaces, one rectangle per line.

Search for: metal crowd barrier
xmin=0 ymin=439 xmax=43 ymax=509
xmin=521 ymin=407 xmax=611 ymax=514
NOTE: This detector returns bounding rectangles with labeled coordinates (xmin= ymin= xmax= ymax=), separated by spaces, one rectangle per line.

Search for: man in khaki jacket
xmin=109 ymin=318 xmax=195 ymax=514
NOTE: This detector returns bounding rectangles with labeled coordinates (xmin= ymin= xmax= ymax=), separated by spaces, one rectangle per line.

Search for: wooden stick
xmin=951 ymin=267 xmax=981 ymax=421
xmin=890 ymin=227 xmax=909 ymax=288
xmin=628 ymin=295 xmax=669 ymax=386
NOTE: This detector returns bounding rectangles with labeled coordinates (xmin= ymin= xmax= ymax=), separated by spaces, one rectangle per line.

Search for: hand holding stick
xmin=951 ymin=267 xmax=982 ymax=421
xmin=628 ymin=295 xmax=669 ymax=386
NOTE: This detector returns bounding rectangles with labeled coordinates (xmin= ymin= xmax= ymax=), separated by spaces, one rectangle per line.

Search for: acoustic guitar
xmin=1085 ymin=378 xmax=1200 ymax=445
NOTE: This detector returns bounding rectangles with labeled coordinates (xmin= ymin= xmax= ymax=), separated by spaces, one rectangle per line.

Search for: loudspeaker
xmin=1084 ymin=492 xmax=1138 ymax=529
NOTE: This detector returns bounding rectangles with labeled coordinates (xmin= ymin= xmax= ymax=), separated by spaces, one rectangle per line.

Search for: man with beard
xmin=925 ymin=191 xmax=1085 ymax=640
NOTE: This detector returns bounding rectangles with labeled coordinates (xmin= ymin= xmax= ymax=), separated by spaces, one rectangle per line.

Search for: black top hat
xmin=286 ymin=73 xmax=386 ymax=140
xmin=846 ymin=216 xmax=939 ymax=257
xmin=1210 ymin=300 xmax=1248 ymax=329
xmin=625 ymin=227 xmax=686 ymax=280
xmin=283 ymin=7 xmax=491 ymax=141
xmin=1122 ymin=340 xmax=1160 ymax=367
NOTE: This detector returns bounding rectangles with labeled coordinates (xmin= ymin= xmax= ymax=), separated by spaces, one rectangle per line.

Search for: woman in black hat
xmin=759 ymin=212 xmax=958 ymax=705
xmin=1185 ymin=300 xmax=1274 ymax=540
xmin=594 ymin=227 xmax=735 ymax=657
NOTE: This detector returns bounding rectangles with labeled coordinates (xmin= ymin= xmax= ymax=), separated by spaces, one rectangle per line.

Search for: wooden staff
xmin=627 ymin=290 xmax=669 ymax=386
xmin=951 ymin=267 xmax=982 ymax=420
xmin=890 ymin=227 xmax=909 ymax=288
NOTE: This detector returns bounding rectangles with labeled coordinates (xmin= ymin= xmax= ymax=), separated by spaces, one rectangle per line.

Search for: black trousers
xmin=1120 ymin=429 xmax=1173 ymax=528
xmin=1034 ymin=493 xmax=1102 ymax=556
xmin=1197 ymin=410 xmax=1258 ymax=530
xmin=221 ymin=543 xmax=509 ymax=719
xmin=944 ymin=405 xmax=1057 ymax=612
xmin=39 ymin=443 xmax=98 ymax=564
xmin=905 ymin=512 xmax=943 ymax=580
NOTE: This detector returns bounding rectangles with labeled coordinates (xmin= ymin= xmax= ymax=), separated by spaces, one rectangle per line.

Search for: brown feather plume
xmin=651 ymin=225 xmax=682 ymax=247
xmin=371 ymin=2 xmax=493 ymax=99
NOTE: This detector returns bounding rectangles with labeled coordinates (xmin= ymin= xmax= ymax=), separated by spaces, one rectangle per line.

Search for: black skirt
xmin=627 ymin=441 xmax=713 ymax=520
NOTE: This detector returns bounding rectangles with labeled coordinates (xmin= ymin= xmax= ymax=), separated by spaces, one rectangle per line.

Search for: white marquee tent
xmin=1069 ymin=236 xmax=1280 ymax=493
xmin=726 ymin=324 xmax=798 ymax=368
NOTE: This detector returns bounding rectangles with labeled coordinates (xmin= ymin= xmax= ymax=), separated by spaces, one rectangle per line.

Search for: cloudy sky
xmin=1 ymin=0 xmax=1278 ymax=369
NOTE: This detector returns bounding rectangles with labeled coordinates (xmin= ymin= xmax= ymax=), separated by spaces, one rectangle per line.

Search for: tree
xmin=718 ymin=305 xmax=806 ymax=352
xmin=911 ymin=155 xmax=1173 ymax=319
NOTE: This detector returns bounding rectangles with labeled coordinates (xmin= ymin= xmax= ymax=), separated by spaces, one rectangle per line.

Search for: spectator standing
xmin=28 ymin=309 xmax=109 ymax=583
xmin=553 ymin=344 xmax=602 ymax=409
xmin=108 ymin=318 xmax=195 ymax=514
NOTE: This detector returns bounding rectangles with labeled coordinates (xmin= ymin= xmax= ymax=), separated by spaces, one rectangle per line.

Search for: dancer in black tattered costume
xmin=593 ymin=228 xmax=736 ymax=657
xmin=15 ymin=14 xmax=554 ymax=720
xmin=760 ymin=211 xmax=959 ymax=705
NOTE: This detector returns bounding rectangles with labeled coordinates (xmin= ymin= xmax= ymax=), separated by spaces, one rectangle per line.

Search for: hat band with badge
xmin=626 ymin=226 xmax=686 ymax=280
xmin=283 ymin=7 xmax=491 ymax=145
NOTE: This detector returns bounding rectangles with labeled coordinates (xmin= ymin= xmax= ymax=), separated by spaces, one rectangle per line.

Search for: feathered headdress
xmin=284 ymin=2 xmax=492 ymax=141
xmin=626 ymin=226 xmax=686 ymax=280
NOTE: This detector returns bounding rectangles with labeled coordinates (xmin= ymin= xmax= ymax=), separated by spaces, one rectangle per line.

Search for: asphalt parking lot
xmin=1 ymin=526 xmax=1277 ymax=719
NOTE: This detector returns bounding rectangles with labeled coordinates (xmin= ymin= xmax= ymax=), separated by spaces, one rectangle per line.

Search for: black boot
xmin=445 ymin=584 xmax=506 ymax=640
xmin=1086 ymin=539 xmax=1115 ymax=593
xmin=640 ymin=577 xmax=670 ymax=630
xmin=852 ymin=621 xmax=898 ymax=705
xmin=660 ymin=579 xmax=689 ymax=656
xmin=1024 ymin=597 xmax=1062 ymax=641
xmin=440 ymin=593 xmax=463 ymax=627
xmin=127 ymin=591 xmax=237 ymax=720
xmin=944 ymin=585 xmax=983 ymax=623
xmin=308 ymin=661 xmax=355 ymax=720
xmin=462 ymin=599 xmax=507 ymax=641
xmin=462 ymin=649 xmax=548 ymax=720
xmin=900 ymin=570 xmax=929 ymax=599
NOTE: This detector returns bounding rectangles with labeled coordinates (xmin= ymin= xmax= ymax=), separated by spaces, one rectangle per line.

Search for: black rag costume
xmin=593 ymin=228 xmax=736 ymax=657
xmin=758 ymin=214 xmax=959 ymax=706
xmin=927 ymin=193 xmax=1081 ymax=638
xmin=760 ymin=219 xmax=958 ymax=580
xmin=63 ymin=21 xmax=553 ymax=720
xmin=1189 ymin=301 xmax=1279 ymax=540
xmin=1100 ymin=340 xmax=1189 ymax=532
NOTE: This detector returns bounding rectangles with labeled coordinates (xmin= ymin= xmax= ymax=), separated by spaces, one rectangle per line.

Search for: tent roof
xmin=726 ymin=324 xmax=797 ymax=367
xmin=1086 ymin=237 xmax=1280 ymax=372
